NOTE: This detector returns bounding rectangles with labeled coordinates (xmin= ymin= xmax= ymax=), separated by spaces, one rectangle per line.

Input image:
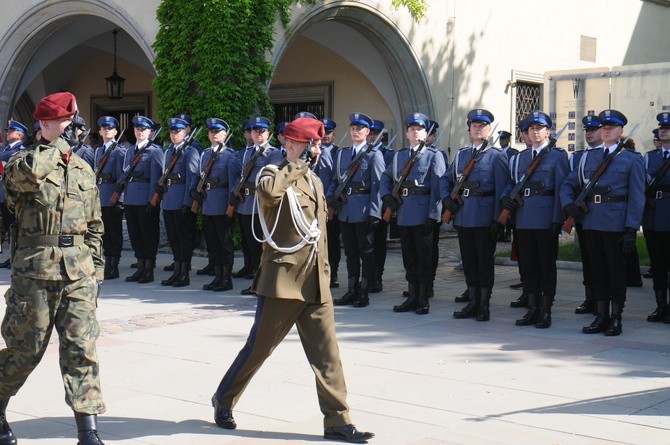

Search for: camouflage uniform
xmin=0 ymin=136 xmax=105 ymax=414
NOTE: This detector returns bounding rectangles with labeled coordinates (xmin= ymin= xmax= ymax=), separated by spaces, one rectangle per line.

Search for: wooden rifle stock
xmin=191 ymin=142 xmax=225 ymax=213
xmin=150 ymin=127 xmax=202 ymax=207
xmin=95 ymin=128 xmax=126 ymax=178
xmin=110 ymin=126 xmax=163 ymax=204
xmin=225 ymin=136 xmax=273 ymax=218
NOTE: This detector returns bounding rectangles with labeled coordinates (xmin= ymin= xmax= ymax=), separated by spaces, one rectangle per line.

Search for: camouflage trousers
xmin=0 ymin=275 xmax=105 ymax=414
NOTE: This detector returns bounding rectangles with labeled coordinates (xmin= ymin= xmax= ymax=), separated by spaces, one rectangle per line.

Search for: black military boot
xmin=454 ymin=287 xmax=480 ymax=319
xmin=197 ymin=261 xmax=215 ymax=276
xmin=161 ymin=261 xmax=182 ymax=286
xmin=330 ymin=269 xmax=339 ymax=288
xmin=172 ymin=261 xmax=191 ymax=287
xmin=647 ymin=289 xmax=667 ymax=322
xmin=203 ymin=265 xmax=223 ymax=291
xmin=333 ymin=278 xmax=360 ymax=306
xmin=426 ymin=281 xmax=434 ymax=299
xmin=352 ymin=278 xmax=370 ymax=307
xmin=369 ymin=270 xmax=383 ymax=293
xmin=415 ymin=283 xmax=429 ymax=315
xmin=232 ymin=256 xmax=250 ymax=278
xmin=137 ymin=259 xmax=155 ymax=283
xmin=0 ymin=400 xmax=17 ymax=445
xmin=575 ymin=285 xmax=595 ymax=314
xmin=103 ymin=256 xmax=111 ymax=279
xmin=393 ymin=282 xmax=418 ymax=312
xmin=510 ymin=292 xmax=529 ymax=308
xmin=214 ymin=265 xmax=233 ymax=292
xmin=74 ymin=412 xmax=104 ymax=445
xmin=105 ymin=256 xmax=120 ymax=280
xmin=536 ymin=294 xmax=554 ymax=329
xmin=515 ymin=293 xmax=539 ymax=326
xmin=476 ymin=288 xmax=491 ymax=321
xmin=454 ymin=288 xmax=469 ymax=303
xmin=605 ymin=302 xmax=623 ymax=336
xmin=163 ymin=262 xmax=175 ymax=272
xmin=582 ymin=300 xmax=610 ymax=334
xmin=125 ymin=259 xmax=145 ymax=282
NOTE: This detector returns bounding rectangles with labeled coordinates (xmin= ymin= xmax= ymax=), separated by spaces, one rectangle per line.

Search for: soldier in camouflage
xmin=0 ymin=92 xmax=106 ymax=445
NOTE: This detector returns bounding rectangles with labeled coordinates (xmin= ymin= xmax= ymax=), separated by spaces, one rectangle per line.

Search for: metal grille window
xmin=515 ymin=81 xmax=541 ymax=142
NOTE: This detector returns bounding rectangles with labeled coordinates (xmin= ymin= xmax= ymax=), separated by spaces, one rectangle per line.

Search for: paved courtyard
xmin=0 ymin=232 xmax=668 ymax=444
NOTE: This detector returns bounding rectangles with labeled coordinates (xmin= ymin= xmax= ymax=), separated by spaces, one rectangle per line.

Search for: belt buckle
xmin=594 ymin=194 xmax=602 ymax=204
xmin=346 ymin=187 xmax=352 ymax=195
xmin=59 ymin=235 xmax=74 ymax=247
xmin=401 ymin=188 xmax=409 ymax=197
xmin=462 ymin=188 xmax=470 ymax=197
xmin=244 ymin=188 xmax=250 ymax=196
xmin=656 ymin=190 xmax=663 ymax=200
xmin=523 ymin=188 xmax=531 ymax=197
xmin=206 ymin=183 xmax=211 ymax=191
xmin=97 ymin=177 xmax=103 ymax=185
xmin=166 ymin=178 xmax=172 ymax=186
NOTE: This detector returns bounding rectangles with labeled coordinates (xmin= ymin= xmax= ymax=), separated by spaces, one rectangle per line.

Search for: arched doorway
xmin=0 ymin=1 xmax=156 ymax=135
xmin=270 ymin=1 xmax=433 ymax=146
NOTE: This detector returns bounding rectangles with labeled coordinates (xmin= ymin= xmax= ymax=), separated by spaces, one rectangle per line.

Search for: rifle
xmin=644 ymin=155 xmax=670 ymax=209
xmin=190 ymin=133 xmax=233 ymax=213
xmin=384 ymin=134 xmax=398 ymax=151
xmin=327 ymin=129 xmax=387 ymax=221
xmin=94 ymin=128 xmax=126 ymax=178
xmin=225 ymin=134 xmax=274 ymax=218
xmin=562 ymin=123 xmax=640 ymax=234
xmin=496 ymin=122 xmax=569 ymax=224
xmin=442 ymin=123 xmax=500 ymax=223
xmin=110 ymin=126 xmax=163 ymax=204
xmin=382 ymin=124 xmax=436 ymax=222
xmin=150 ymin=126 xmax=203 ymax=207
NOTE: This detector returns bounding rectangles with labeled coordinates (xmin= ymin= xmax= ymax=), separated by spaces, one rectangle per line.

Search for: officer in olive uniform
xmin=501 ymin=111 xmax=569 ymax=329
xmin=0 ymin=120 xmax=27 ymax=268
xmin=382 ymin=112 xmax=446 ymax=314
xmin=368 ymin=119 xmax=391 ymax=293
xmin=211 ymin=118 xmax=374 ymax=444
xmin=0 ymin=92 xmax=106 ymax=445
xmin=191 ymin=118 xmax=242 ymax=291
xmin=441 ymin=109 xmax=510 ymax=322
xmin=570 ymin=115 xmax=602 ymax=315
xmin=643 ymin=113 xmax=670 ymax=323
xmin=230 ymin=117 xmax=283 ymax=293
xmin=118 ymin=116 xmax=163 ymax=283
xmin=327 ymin=112 xmax=385 ymax=308
xmin=314 ymin=118 xmax=342 ymax=288
xmin=560 ymin=109 xmax=645 ymax=336
xmin=94 ymin=115 xmax=127 ymax=279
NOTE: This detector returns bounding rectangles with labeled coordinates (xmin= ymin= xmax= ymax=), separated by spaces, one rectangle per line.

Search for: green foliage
xmin=391 ymin=0 xmax=428 ymax=21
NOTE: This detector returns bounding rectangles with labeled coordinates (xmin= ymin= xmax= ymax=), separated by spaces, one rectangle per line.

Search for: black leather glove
xmin=500 ymin=196 xmax=518 ymax=211
xmin=550 ymin=222 xmax=562 ymax=237
xmin=146 ymin=203 xmax=158 ymax=214
xmin=189 ymin=188 xmax=204 ymax=202
xmin=299 ymin=146 xmax=316 ymax=166
xmin=366 ymin=216 xmax=381 ymax=231
xmin=383 ymin=194 xmax=399 ymax=212
xmin=327 ymin=196 xmax=343 ymax=212
xmin=423 ymin=219 xmax=437 ymax=236
xmin=563 ymin=203 xmax=580 ymax=218
xmin=489 ymin=221 xmax=505 ymax=239
xmin=113 ymin=182 xmax=125 ymax=195
xmin=154 ymin=183 xmax=167 ymax=196
xmin=114 ymin=202 xmax=125 ymax=215
xmin=442 ymin=197 xmax=461 ymax=214
xmin=621 ymin=227 xmax=637 ymax=254
xmin=229 ymin=191 xmax=240 ymax=206
xmin=59 ymin=122 xmax=78 ymax=146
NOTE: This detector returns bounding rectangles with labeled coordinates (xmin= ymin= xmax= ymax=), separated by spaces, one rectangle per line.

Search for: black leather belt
xmin=400 ymin=187 xmax=430 ymax=196
xmin=166 ymin=177 xmax=185 ymax=186
xmin=129 ymin=172 xmax=149 ymax=183
xmin=97 ymin=173 xmax=115 ymax=184
xmin=461 ymin=188 xmax=494 ymax=198
xmin=587 ymin=194 xmax=627 ymax=203
xmin=242 ymin=181 xmax=255 ymax=195
xmin=205 ymin=179 xmax=227 ymax=190
xmin=346 ymin=187 xmax=370 ymax=195
xmin=654 ymin=191 xmax=670 ymax=200
xmin=17 ymin=234 xmax=85 ymax=248
xmin=521 ymin=187 xmax=555 ymax=197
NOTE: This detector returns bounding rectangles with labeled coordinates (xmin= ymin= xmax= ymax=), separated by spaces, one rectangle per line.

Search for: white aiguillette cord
xmin=251 ymin=165 xmax=321 ymax=274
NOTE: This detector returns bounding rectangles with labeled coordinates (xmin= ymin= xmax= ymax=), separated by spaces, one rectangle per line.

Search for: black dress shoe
xmin=163 ymin=262 xmax=175 ymax=271
xmin=324 ymin=424 xmax=374 ymax=443
xmin=241 ymin=287 xmax=255 ymax=295
xmin=232 ymin=266 xmax=249 ymax=278
xmin=197 ymin=263 xmax=215 ymax=276
xmin=454 ymin=289 xmax=469 ymax=303
xmin=211 ymin=397 xmax=236 ymax=430
xmin=510 ymin=293 xmax=528 ymax=308
xmin=626 ymin=280 xmax=643 ymax=288
xmin=509 ymin=282 xmax=523 ymax=289
xmin=0 ymin=259 xmax=10 ymax=269
xmin=643 ymin=269 xmax=653 ymax=279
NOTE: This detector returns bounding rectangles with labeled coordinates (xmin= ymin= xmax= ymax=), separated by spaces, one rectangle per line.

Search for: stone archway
xmin=272 ymin=1 xmax=434 ymax=125
xmin=0 ymin=0 xmax=156 ymax=126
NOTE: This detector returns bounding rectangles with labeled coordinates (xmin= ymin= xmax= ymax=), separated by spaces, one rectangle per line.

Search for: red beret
xmin=33 ymin=92 xmax=77 ymax=120
xmin=283 ymin=118 xmax=325 ymax=143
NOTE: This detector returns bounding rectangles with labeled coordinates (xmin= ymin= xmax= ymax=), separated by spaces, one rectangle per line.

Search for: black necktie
xmin=664 ymin=151 xmax=669 ymax=160
xmin=532 ymin=150 xmax=537 ymax=160
xmin=603 ymin=147 xmax=609 ymax=157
